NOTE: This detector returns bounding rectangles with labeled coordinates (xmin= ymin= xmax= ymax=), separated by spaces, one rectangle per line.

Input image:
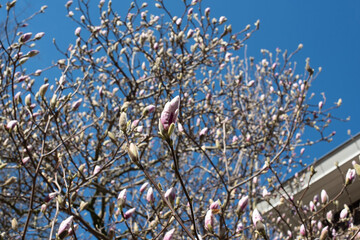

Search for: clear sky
xmin=16 ymin=0 xmax=360 ymax=163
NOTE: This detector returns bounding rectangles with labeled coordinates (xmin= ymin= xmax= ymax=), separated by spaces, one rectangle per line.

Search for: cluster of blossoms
xmin=0 ymin=0 xmax=347 ymax=239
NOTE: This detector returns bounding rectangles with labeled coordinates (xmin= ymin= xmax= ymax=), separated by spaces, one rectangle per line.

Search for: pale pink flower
xmin=210 ymin=200 xmax=221 ymax=214
xmin=142 ymin=105 xmax=155 ymax=116
xmin=146 ymin=187 xmax=155 ymax=203
xmin=140 ymin=182 xmax=149 ymax=193
xmin=165 ymin=187 xmax=176 ymax=205
xmin=320 ymin=226 xmax=328 ymax=240
xmin=19 ymin=32 xmax=32 ymax=43
xmin=124 ymin=208 xmax=136 ymax=219
xmin=300 ymin=224 xmax=306 ymax=236
xmin=204 ymin=210 xmax=214 ymax=232
xmin=71 ymin=98 xmax=82 ymax=110
xmin=309 ymin=201 xmax=316 ymax=212
xmin=340 ymin=207 xmax=348 ymax=219
xmin=177 ymin=123 xmax=184 ymax=133
xmin=199 ymin=127 xmax=208 ymax=137
xmin=93 ymin=165 xmax=101 ymax=175
xmin=163 ymin=228 xmax=175 ymax=240
xmin=204 ymin=7 xmax=210 ymax=17
xmin=34 ymin=32 xmax=45 ymax=40
xmin=6 ymin=120 xmax=18 ymax=130
xmin=346 ymin=168 xmax=356 ymax=185
xmin=326 ymin=210 xmax=333 ymax=222
xmin=321 ymin=189 xmax=328 ymax=204
xmin=58 ymin=216 xmax=74 ymax=239
xmin=237 ymin=195 xmax=248 ymax=213
xmin=22 ymin=157 xmax=30 ymax=165
xmin=117 ymin=189 xmax=127 ymax=208
xmin=160 ymin=96 xmax=180 ymax=132
xmin=252 ymin=209 xmax=263 ymax=227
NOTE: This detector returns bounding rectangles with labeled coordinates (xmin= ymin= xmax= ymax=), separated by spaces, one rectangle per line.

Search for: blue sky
xmin=17 ymin=0 xmax=360 ymax=162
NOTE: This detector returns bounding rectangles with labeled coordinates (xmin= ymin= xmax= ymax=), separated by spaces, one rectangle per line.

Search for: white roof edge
xmin=258 ymin=132 xmax=360 ymax=213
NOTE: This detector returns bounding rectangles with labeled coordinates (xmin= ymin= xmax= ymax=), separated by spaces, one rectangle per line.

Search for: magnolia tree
xmin=0 ymin=0 xmax=352 ymax=239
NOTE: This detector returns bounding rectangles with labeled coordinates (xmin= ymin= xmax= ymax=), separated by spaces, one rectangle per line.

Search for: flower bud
xmin=119 ymin=112 xmax=127 ymax=132
xmin=204 ymin=7 xmax=210 ymax=17
xmin=80 ymin=201 xmax=89 ymax=211
xmin=210 ymin=199 xmax=221 ymax=214
xmin=142 ymin=105 xmax=155 ymax=117
xmin=236 ymin=195 xmax=248 ymax=215
xmin=75 ymin=27 xmax=81 ymax=36
xmin=11 ymin=218 xmax=18 ymax=230
xmin=146 ymin=187 xmax=155 ymax=203
xmin=71 ymin=98 xmax=82 ymax=111
xmin=199 ymin=127 xmax=208 ymax=137
xmin=19 ymin=32 xmax=32 ymax=43
xmin=319 ymin=226 xmax=328 ymax=240
xmin=346 ymin=168 xmax=356 ymax=185
xmin=128 ymin=143 xmax=139 ymax=163
xmin=58 ymin=216 xmax=74 ymax=239
xmin=140 ymin=182 xmax=149 ymax=193
xmin=163 ymin=228 xmax=175 ymax=240
xmin=204 ymin=210 xmax=214 ymax=232
xmin=326 ymin=210 xmax=333 ymax=222
xmin=39 ymin=83 xmax=49 ymax=98
xmin=124 ymin=208 xmax=136 ymax=219
xmin=340 ymin=206 xmax=348 ymax=220
xmin=25 ymin=94 xmax=31 ymax=106
xmin=6 ymin=120 xmax=18 ymax=130
xmin=41 ymin=203 xmax=47 ymax=213
xmin=321 ymin=189 xmax=328 ymax=204
xmin=165 ymin=187 xmax=176 ymax=205
xmin=93 ymin=165 xmax=101 ymax=175
xmin=219 ymin=16 xmax=227 ymax=24
xmin=117 ymin=189 xmax=127 ymax=209
xmin=300 ymin=224 xmax=306 ymax=236
xmin=159 ymin=96 xmax=180 ymax=135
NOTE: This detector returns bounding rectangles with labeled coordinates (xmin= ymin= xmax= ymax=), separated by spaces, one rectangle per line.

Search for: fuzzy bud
xmin=128 ymin=143 xmax=139 ymax=163
xmin=124 ymin=208 xmax=136 ymax=219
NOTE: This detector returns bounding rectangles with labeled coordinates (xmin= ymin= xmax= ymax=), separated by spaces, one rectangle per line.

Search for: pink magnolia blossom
xmin=6 ymin=120 xmax=18 ymax=130
xmin=165 ymin=187 xmax=176 ymax=205
xmin=340 ymin=207 xmax=348 ymax=219
xmin=252 ymin=209 xmax=263 ymax=227
xmin=34 ymin=32 xmax=45 ymax=40
xmin=117 ymin=189 xmax=127 ymax=208
xmin=22 ymin=157 xmax=30 ymax=165
xmin=19 ymin=32 xmax=32 ymax=43
xmin=210 ymin=200 xmax=221 ymax=214
xmin=160 ymin=96 xmax=180 ymax=132
xmin=71 ymin=98 xmax=82 ymax=111
xmin=204 ymin=7 xmax=210 ymax=17
xmin=346 ymin=168 xmax=356 ymax=185
xmin=140 ymin=182 xmax=149 ymax=193
xmin=309 ymin=201 xmax=316 ymax=212
xmin=199 ymin=127 xmax=208 ymax=137
xmin=58 ymin=216 xmax=74 ymax=239
xmin=124 ymin=208 xmax=136 ymax=219
xmin=163 ymin=228 xmax=175 ymax=240
xmin=326 ymin=210 xmax=333 ymax=222
xmin=177 ymin=123 xmax=184 ymax=133
xmin=236 ymin=222 xmax=244 ymax=233
xmin=146 ymin=187 xmax=155 ymax=203
xmin=93 ymin=165 xmax=101 ymax=175
xmin=300 ymin=224 xmax=306 ymax=236
xmin=204 ymin=210 xmax=214 ymax=232
xmin=237 ymin=195 xmax=249 ymax=213
xmin=75 ymin=27 xmax=81 ymax=36
xmin=320 ymin=226 xmax=329 ymax=240
xmin=321 ymin=189 xmax=328 ymax=204
xmin=142 ymin=104 xmax=155 ymax=116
